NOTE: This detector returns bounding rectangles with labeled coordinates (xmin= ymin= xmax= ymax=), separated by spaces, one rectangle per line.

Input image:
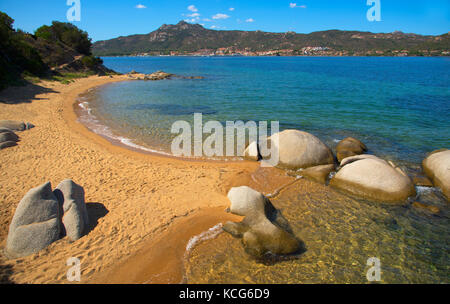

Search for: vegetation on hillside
xmin=0 ymin=11 xmax=115 ymax=91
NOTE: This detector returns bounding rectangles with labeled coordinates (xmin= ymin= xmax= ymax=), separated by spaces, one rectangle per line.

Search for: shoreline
xmin=74 ymin=90 xmax=246 ymax=164
xmin=0 ymin=75 xmax=295 ymax=284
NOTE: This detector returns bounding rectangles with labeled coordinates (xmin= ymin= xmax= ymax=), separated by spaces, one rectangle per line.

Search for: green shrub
xmin=35 ymin=21 xmax=92 ymax=55
xmin=81 ymin=55 xmax=102 ymax=68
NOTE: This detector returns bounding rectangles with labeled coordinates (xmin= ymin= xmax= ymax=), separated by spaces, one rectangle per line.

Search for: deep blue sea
xmin=79 ymin=56 xmax=450 ymax=283
xmin=83 ymin=56 xmax=450 ymax=167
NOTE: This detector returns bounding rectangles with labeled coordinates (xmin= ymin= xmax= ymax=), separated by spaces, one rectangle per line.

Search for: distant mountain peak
xmin=158 ymin=21 xmax=205 ymax=32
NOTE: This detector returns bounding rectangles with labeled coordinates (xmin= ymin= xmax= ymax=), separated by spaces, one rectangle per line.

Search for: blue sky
xmin=0 ymin=0 xmax=449 ymax=42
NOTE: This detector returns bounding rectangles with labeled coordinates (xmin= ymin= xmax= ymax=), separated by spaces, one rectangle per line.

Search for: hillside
xmin=92 ymin=21 xmax=450 ymax=57
xmin=0 ymin=11 xmax=115 ymax=91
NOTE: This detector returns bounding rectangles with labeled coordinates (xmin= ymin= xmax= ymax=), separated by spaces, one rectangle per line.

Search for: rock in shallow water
xmin=6 ymin=182 xmax=61 ymax=258
xmin=301 ymin=164 xmax=335 ymax=185
xmin=330 ymin=156 xmax=416 ymax=203
xmin=336 ymin=137 xmax=367 ymax=163
xmin=422 ymin=149 xmax=450 ymax=201
xmin=412 ymin=202 xmax=441 ymax=215
xmin=223 ymin=186 xmax=304 ymax=257
xmin=262 ymin=130 xmax=335 ymax=170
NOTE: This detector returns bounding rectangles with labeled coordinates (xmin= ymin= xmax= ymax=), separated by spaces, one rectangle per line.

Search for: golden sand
xmin=0 ymin=75 xmax=296 ymax=284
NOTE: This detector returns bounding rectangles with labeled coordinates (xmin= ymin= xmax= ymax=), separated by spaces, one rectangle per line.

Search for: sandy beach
xmin=0 ymin=75 xmax=299 ymax=284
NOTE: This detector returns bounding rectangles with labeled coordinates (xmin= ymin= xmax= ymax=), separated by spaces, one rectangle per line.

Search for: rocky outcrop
xmin=54 ymin=180 xmax=89 ymax=241
xmin=144 ymin=71 xmax=173 ymax=80
xmin=301 ymin=164 xmax=335 ymax=185
xmin=0 ymin=120 xmax=34 ymax=131
xmin=223 ymin=186 xmax=303 ymax=257
xmin=0 ymin=141 xmax=17 ymax=150
xmin=330 ymin=155 xmax=416 ymax=203
xmin=0 ymin=129 xmax=19 ymax=150
xmin=126 ymin=70 xmax=203 ymax=81
xmin=127 ymin=70 xmax=173 ymax=80
xmin=263 ymin=130 xmax=335 ymax=170
xmin=336 ymin=137 xmax=367 ymax=163
xmin=0 ymin=131 xmax=19 ymax=143
xmin=0 ymin=121 xmax=34 ymax=150
xmin=422 ymin=149 xmax=450 ymax=201
xmin=6 ymin=180 xmax=90 ymax=258
xmin=6 ymin=182 xmax=62 ymax=258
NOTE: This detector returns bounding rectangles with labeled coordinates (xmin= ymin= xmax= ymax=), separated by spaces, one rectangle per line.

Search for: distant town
xmin=123 ymin=46 xmax=449 ymax=57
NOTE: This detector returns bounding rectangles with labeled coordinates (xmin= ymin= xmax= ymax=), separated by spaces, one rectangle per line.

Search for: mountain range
xmin=92 ymin=21 xmax=450 ymax=57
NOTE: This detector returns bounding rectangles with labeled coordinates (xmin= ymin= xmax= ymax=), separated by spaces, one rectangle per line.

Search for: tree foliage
xmin=1 ymin=11 xmax=106 ymax=90
xmin=35 ymin=21 xmax=92 ymax=55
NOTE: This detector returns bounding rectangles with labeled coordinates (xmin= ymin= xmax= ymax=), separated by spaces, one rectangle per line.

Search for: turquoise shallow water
xmin=88 ymin=56 xmax=450 ymax=167
xmin=85 ymin=56 xmax=450 ymax=284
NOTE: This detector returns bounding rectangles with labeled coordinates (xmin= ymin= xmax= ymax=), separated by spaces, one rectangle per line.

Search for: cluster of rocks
xmin=223 ymin=186 xmax=304 ymax=258
xmin=232 ymin=132 xmax=449 ymax=257
xmin=6 ymin=180 xmax=89 ymax=258
xmin=0 ymin=120 xmax=34 ymax=150
xmin=126 ymin=70 xmax=204 ymax=81
xmin=243 ymin=130 xmax=449 ymax=204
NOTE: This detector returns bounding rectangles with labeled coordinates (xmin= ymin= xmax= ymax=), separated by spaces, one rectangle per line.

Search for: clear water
xmin=86 ymin=56 xmax=449 ymax=283
xmin=87 ymin=56 xmax=450 ymax=166
xmin=184 ymin=180 xmax=449 ymax=284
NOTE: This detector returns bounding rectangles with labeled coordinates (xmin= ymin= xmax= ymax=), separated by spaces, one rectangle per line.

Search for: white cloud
xmin=210 ymin=25 xmax=218 ymax=29
xmin=212 ymin=13 xmax=230 ymax=20
xmin=245 ymin=18 xmax=254 ymax=23
xmin=135 ymin=4 xmax=146 ymax=9
xmin=229 ymin=8 xmax=235 ymax=11
xmin=203 ymin=18 xmax=212 ymax=22
xmin=187 ymin=13 xmax=200 ymax=18
xmin=188 ymin=5 xmax=198 ymax=12
xmin=290 ymin=3 xmax=306 ymax=8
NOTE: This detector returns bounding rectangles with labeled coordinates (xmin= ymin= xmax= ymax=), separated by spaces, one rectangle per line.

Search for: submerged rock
xmin=412 ymin=176 xmax=433 ymax=187
xmin=6 ymin=182 xmax=61 ymax=258
xmin=264 ymin=130 xmax=335 ymax=170
xmin=223 ymin=186 xmax=303 ymax=257
xmin=422 ymin=149 xmax=450 ymax=201
xmin=54 ymin=179 xmax=89 ymax=241
xmin=330 ymin=156 xmax=416 ymax=203
xmin=301 ymin=164 xmax=335 ymax=185
xmin=412 ymin=202 xmax=441 ymax=215
xmin=336 ymin=137 xmax=367 ymax=163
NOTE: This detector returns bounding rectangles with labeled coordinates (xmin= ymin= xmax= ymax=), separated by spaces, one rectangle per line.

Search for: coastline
xmin=0 ymin=75 xmax=296 ymax=284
